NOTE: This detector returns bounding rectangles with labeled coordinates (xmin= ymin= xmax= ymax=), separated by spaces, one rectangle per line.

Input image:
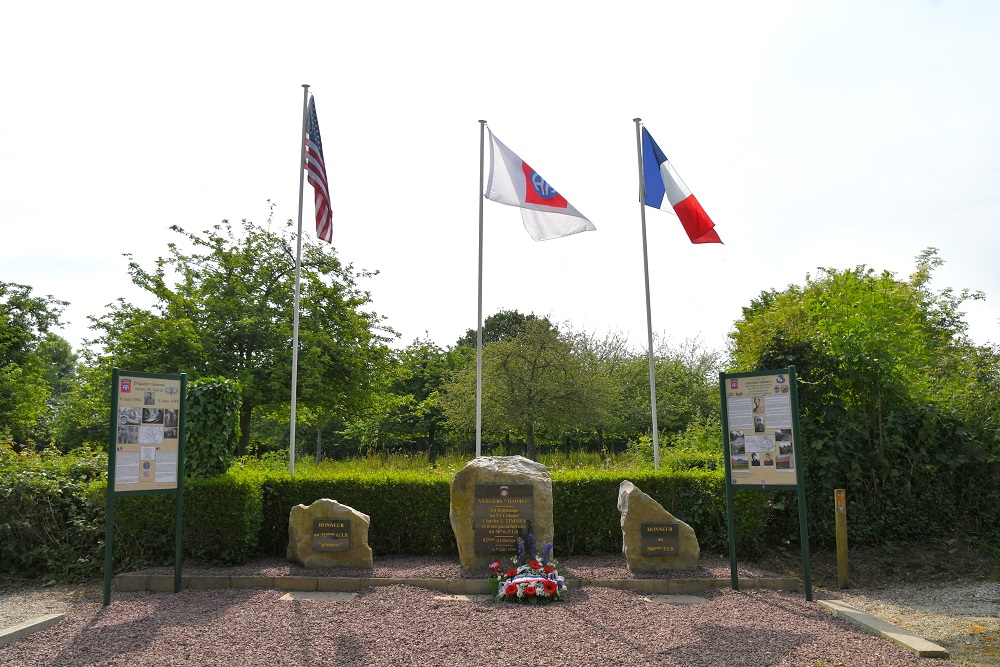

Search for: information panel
xmin=112 ymin=374 xmax=182 ymax=492
xmin=722 ymin=371 xmax=798 ymax=488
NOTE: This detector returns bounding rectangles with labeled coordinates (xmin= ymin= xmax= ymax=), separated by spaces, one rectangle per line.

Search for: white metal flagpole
xmin=289 ymin=84 xmax=310 ymax=476
xmin=476 ymin=120 xmax=486 ymax=458
xmin=634 ymin=118 xmax=660 ymax=470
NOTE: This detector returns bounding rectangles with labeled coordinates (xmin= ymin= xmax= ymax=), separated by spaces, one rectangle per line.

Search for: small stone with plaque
xmin=287 ymin=499 xmax=372 ymax=568
xmin=618 ymin=480 xmax=699 ymax=571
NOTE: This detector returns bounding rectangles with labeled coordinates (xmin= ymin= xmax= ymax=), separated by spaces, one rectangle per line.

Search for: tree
xmin=727 ymin=249 xmax=992 ymax=543
xmin=442 ymin=318 xmax=609 ymax=459
xmin=0 ymin=282 xmax=66 ymax=446
xmin=89 ymin=217 xmax=394 ymax=455
xmin=568 ymin=328 xmax=720 ymax=448
xmin=455 ymin=309 xmax=542 ymax=348
xmin=376 ymin=337 xmax=469 ymax=462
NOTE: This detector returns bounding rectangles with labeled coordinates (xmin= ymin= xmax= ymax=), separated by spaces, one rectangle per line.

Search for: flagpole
xmin=290 ymin=84 xmax=310 ymax=476
xmin=476 ymin=120 xmax=486 ymax=459
xmin=634 ymin=118 xmax=660 ymax=471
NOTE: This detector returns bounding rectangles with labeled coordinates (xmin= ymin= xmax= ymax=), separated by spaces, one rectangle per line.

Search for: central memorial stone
xmin=450 ymin=456 xmax=553 ymax=570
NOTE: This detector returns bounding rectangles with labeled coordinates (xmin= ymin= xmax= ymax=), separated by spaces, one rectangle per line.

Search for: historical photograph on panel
xmin=142 ymin=408 xmax=164 ymax=424
xmin=731 ymin=455 xmax=749 ymax=471
xmin=117 ymin=425 xmax=139 ymax=444
xmin=162 ymin=427 xmax=178 ymax=439
xmin=163 ymin=409 xmax=178 ymax=428
xmin=729 ymin=430 xmax=746 ymax=454
xmin=119 ymin=407 xmax=141 ymax=425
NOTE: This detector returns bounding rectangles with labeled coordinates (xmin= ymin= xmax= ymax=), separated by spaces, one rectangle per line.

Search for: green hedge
xmin=256 ymin=469 xmax=456 ymax=557
xmin=112 ymin=473 xmax=264 ymax=569
xmin=0 ymin=447 xmax=106 ymax=581
xmin=2 ymin=450 xmax=784 ymax=579
xmin=552 ymin=469 xmax=779 ymax=557
xmin=253 ymin=467 xmax=775 ymax=559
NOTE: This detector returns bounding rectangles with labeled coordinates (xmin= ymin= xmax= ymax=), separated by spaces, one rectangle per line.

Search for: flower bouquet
xmin=488 ymin=535 xmax=566 ymax=604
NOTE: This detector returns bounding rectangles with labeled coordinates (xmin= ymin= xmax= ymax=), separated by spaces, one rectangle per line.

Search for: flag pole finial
xmin=633 ymin=117 xmax=642 ymax=123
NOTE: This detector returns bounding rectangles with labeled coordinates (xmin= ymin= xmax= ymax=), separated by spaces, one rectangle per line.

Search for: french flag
xmin=642 ymin=128 xmax=722 ymax=244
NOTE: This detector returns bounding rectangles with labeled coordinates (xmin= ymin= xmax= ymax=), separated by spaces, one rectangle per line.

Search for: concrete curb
xmin=818 ymin=599 xmax=950 ymax=659
xmin=114 ymin=574 xmax=800 ymax=596
xmin=0 ymin=614 xmax=65 ymax=649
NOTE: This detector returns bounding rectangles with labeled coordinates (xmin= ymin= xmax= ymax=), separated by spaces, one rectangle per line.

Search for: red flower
xmin=506 ymin=569 xmax=518 ymax=578
xmin=528 ymin=560 xmax=541 ymax=569
xmin=542 ymin=580 xmax=558 ymax=594
xmin=505 ymin=583 xmax=518 ymax=596
xmin=543 ymin=565 xmax=555 ymax=573
xmin=525 ymin=586 xmax=537 ymax=596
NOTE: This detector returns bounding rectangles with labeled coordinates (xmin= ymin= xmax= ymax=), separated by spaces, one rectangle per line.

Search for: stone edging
xmin=113 ymin=574 xmax=800 ymax=596
xmin=0 ymin=614 xmax=65 ymax=649
xmin=817 ymin=599 xmax=950 ymax=659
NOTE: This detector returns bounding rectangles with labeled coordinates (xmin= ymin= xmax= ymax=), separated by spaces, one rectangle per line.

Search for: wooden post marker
xmin=835 ymin=488 xmax=849 ymax=588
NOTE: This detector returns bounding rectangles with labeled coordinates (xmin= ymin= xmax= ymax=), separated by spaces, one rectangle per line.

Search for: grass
xmin=233 ymin=448 xmax=671 ymax=479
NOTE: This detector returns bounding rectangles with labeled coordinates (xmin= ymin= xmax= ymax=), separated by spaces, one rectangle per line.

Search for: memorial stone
xmin=450 ymin=456 xmax=554 ymax=570
xmin=618 ymin=480 xmax=699 ymax=571
xmin=287 ymin=498 xmax=373 ymax=569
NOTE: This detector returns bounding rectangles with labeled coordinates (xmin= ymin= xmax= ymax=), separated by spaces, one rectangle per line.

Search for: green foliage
xmin=0 ymin=283 xmax=67 ymax=445
xmin=441 ymin=318 xmax=612 ymax=459
xmin=88 ymin=216 xmax=394 ymax=455
xmin=53 ymin=363 xmax=111 ymax=450
xmin=185 ymin=376 xmax=242 ymax=478
xmin=728 ymin=249 xmax=997 ymax=546
xmin=112 ymin=473 xmax=264 ymax=569
xmin=551 ymin=468 xmax=771 ymax=557
xmin=250 ymin=466 xmax=457 ymax=557
xmin=455 ymin=309 xmax=543 ymax=348
xmin=0 ymin=445 xmax=106 ymax=580
xmin=183 ymin=475 xmax=262 ymax=564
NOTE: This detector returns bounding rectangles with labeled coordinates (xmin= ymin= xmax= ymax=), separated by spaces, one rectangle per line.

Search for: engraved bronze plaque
xmin=312 ymin=518 xmax=350 ymax=552
xmin=640 ymin=522 xmax=679 ymax=556
xmin=473 ymin=484 xmax=533 ymax=555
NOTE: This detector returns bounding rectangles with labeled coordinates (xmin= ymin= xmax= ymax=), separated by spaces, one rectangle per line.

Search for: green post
xmin=719 ymin=372 xmax=740 ymax=590
xmin=174 ymin=373 xmax=187 ymax=593
xmin=103 ymin=368 xmax=120 ymax=607
xmin=788 ymin=366 xmax=812 ymax=601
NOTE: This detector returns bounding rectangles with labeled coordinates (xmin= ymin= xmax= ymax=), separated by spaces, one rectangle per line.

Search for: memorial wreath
xmin=488 ymin=535 xmax=566 ymax=604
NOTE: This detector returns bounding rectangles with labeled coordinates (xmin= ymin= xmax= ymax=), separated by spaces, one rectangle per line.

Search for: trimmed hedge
xmin=256 ymin=470 xmax=456 ymax=557
xmin=254 ymin=467 xmax=776 ymax=559
xmin=552 ymin=469 xmax=779 ymax=557
xmin=2 ymin=451 xmax=784 ymax=579
xmin=112 ymin=473 xmax=264 ymax=569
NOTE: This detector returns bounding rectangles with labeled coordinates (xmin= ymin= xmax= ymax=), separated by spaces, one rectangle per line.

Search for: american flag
xmin=305 ymin=96 xmax=332 ymax=243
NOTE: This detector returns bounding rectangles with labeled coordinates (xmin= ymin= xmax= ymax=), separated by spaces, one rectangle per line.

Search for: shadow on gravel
xmin=49 ymin=589 xmax=252 ymax=666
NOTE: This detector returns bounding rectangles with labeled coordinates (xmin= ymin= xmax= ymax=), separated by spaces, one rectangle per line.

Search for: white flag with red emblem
xmin=484 ymin=130 xmax=596 ymax=241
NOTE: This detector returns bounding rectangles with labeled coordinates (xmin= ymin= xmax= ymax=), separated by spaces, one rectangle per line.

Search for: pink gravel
xmin=0 ymin=556 xmax=947 ymax=666
xmin=1 ymin=585 xmax=945 ymax=667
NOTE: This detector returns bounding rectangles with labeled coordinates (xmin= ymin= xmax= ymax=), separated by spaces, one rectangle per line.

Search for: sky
xmin=3 ymin=0 xmax=999 ymax=360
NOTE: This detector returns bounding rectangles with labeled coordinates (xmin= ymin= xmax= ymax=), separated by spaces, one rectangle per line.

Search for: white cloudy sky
xmin=3 ymin=0 xmax=999 ymax=359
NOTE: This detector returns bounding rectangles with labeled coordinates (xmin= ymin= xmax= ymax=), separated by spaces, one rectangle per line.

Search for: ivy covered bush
xmin=185 ymin=376 xmax=241 ymax=478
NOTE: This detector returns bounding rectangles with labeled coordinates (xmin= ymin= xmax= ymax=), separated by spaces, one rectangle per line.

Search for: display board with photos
xmin=721 ymin=370 xmax=800 ymax=489
xmin=110 ymin=372 xmax=185 ymax=494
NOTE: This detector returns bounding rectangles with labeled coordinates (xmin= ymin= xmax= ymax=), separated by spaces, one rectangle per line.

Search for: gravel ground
xmin=0 ymin=555 xmax=994 ymax=667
